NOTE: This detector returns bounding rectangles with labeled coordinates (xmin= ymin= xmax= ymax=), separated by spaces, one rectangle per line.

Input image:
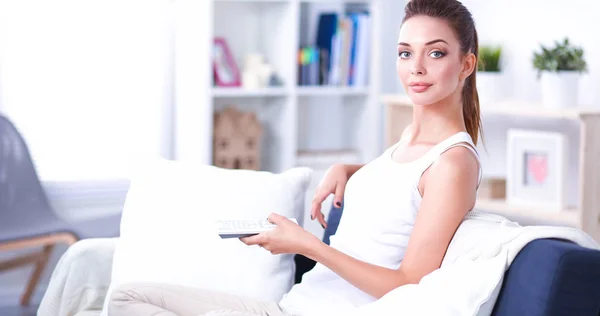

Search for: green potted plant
xmin=477 ymin=45 xmax=503 ymax=106
xmin=532 ymin=37 xmax=587 ymax=109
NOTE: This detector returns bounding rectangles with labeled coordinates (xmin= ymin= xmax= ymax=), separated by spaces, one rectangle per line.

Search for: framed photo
xmin=506 ymin=129 xmax=567 ymax=212
xmin=213 ymin=37 xmax=241 ymax=87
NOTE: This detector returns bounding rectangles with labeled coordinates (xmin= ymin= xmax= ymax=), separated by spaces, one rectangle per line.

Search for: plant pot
xmin=476 ymin=71 xmax=504 ymax=107
xmin=540 ymin=71 xmax=580 ymax=109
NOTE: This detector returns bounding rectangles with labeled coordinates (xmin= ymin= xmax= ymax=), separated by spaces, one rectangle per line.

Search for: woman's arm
xmin=343 ymin=164 xmax=364 ymax=178
xmin=302 ymin=146 xmax=480 ymax=299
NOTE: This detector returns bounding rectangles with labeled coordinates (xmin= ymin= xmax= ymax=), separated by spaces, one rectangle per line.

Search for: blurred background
xmin=0 ymin=0 xmax=599 ymax=312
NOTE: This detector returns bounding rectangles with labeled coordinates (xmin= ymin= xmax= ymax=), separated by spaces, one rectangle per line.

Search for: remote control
xmin=216 ymin=218 xmax=298 ymax=239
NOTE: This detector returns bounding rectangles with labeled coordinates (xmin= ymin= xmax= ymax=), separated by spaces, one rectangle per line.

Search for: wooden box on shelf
xmin=213 ymin=106 xmax=263 ymax=171
xmin=478 ymin=177 xmax=506 ymax=199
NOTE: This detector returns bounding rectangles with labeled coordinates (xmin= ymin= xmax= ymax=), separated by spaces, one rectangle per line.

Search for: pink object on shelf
xmin=213 ymin=37 xmax=241 ymax=87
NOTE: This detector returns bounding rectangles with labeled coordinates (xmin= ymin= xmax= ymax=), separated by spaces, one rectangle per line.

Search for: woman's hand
xmin=240 ymin=213 xmax=322 ymax=256
xmin=311 ymin=164 xmax=349 ymax=229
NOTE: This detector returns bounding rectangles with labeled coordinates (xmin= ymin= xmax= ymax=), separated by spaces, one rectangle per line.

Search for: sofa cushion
xmin=492 ymin=238 xmax=600 ymax=316
xmin=294 ymin=202 xmax=344 ymax=283
xmin=323 ymin=203 xmax=344 ymax=245
xmin=100 ymin=159 xmax=312 ymax=315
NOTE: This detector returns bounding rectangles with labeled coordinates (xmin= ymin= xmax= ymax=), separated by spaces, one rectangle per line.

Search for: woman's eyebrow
xmin=398 ymin=39 xmax=449 ymax=47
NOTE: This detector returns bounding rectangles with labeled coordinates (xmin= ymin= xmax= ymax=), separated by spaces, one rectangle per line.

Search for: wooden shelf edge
xmin=475 ymin=198 xmax=580 ymax=227
xmin=380 ymin=94 xmax=600 ymax=119
xmin=299 ymin=0 xmax=372 ymax=3
xmin=216 ymin=0 xmax=290 ymax=3
xmin=380 ymin=94 xmax=412 ymax=105
xmin=212 ymin=87 xmax=289 ymax=98
xmin=297 ymin=86 xmax=370 ymax=96
xmin=296 ymin=149 xmax=361 ymax=167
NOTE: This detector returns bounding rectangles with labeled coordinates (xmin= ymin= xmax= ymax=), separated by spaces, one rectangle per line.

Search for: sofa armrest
xmin=492 ymin=238 xmax=600 ymax=316
xmin=38 ymin=238 xmax=117 ymax=316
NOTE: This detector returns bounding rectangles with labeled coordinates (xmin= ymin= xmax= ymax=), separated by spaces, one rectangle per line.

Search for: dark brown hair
xmin=402 ymin=0 xmax=482 ymax=145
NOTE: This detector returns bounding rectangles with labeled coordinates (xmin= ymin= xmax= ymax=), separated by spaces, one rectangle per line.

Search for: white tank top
xmin=279 ymin=131 xmax=481 ymax=316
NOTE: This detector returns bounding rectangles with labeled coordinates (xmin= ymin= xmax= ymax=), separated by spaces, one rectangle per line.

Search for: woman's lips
xmin=409 ymin=82 xmax=432 ymax=93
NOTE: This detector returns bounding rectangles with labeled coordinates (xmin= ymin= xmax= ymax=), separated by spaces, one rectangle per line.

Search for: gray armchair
xmin=0 ymin=114 xmax=121 ymax=306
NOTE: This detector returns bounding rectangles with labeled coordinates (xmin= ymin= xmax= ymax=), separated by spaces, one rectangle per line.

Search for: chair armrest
xmin=38 ymin=238 xmax=117 ymax=316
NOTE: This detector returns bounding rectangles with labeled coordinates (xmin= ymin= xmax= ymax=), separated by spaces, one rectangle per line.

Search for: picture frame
xmin=506 ymin=129 xmax=567 ymax=212
xmin=213 ymin=37 xmax=241 ymax=87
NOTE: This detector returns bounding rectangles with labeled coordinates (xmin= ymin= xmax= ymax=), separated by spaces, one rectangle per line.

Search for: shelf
xmin=212 ymin=87 xmax=289 ymax=98
xmin=482 ymin=101 xmax=600 ymax=119
xmin=187 ymin=0 xmax=380 ymax=174
xmin=300 ymin=0 xmax=371 ymax=3
xmin=380 ymin=95 xmax=412 ymax=105
xmin=380 ymin=94 xmax=600 ymax=119
xmin=215 ymin=0 xmax=289 ymax=3
xmin=296 ymin=149 xmax=361 ymax=168
xmin=475 ymin=198 xmax=580 ymax=227
xmin=297 ymin=86 xmax=369 ymax=96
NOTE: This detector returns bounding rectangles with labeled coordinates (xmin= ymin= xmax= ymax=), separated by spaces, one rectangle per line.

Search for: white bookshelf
xmin=170 ymin=0 xmax=382 ymax=238
xmin=173 ymin=0 xmax=382 ymax=175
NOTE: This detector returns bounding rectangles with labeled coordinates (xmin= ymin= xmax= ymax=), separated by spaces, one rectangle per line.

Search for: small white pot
xmin=540 ymin=71 xmax=580 ymax=109
xmin=476 ymin=71 xmax=504 ymax=107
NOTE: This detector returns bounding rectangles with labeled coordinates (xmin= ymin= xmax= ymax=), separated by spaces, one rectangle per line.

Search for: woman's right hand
xmin=311 ymin=164 xmax=348 ymax=229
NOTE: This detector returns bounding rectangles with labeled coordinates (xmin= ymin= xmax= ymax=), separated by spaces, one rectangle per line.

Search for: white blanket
xmin=343 ymin=211 xmax=600 ymax=316
xmin=38 ymin=238 xmax=117 ymax=316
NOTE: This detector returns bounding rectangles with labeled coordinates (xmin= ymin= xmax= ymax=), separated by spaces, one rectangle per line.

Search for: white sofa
xmin=38 ymin=238 xmax=277 ymax=316
xmin=38 ymin=159 xmax=313 ymax=316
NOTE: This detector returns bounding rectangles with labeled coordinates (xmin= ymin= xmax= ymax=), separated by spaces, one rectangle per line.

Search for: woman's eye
xmin=398 ymin=51 xmax=411 ymax=59
xmin=430 ymin=51 xmax=445 ymax=58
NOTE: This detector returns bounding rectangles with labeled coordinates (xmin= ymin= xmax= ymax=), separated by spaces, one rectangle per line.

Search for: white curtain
xmin=0 ymin=0 xmax=173 ymax=182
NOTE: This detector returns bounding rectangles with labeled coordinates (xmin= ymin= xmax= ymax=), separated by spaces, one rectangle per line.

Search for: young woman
xmin=109 ymin=0 xmax=482 ymax=315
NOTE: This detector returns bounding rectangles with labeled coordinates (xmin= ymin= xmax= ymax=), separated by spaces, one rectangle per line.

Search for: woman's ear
xmin=460 ymin=53 xmax=477 ymax=80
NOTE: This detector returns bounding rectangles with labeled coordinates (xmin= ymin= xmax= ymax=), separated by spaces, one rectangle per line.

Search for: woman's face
xmin=396 ymin=15 xmax=472 ymax=106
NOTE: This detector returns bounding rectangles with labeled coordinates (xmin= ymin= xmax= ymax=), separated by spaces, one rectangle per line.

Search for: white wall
xmin=0 ymin=0 xmax=174 ymax=306
xmin=173 ymin=0 xmax=213 ymax=164
xmin=378 ymin=0 xmax=406 ymax=95
xmin=0 ymin=0 xmax=174 ymax=181
xmin=464 ymin=0 xmax=600 ymax=106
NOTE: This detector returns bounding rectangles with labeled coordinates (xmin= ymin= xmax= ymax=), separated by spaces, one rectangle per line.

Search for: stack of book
xmin=298 ymin=11 xmax=371 ymax=87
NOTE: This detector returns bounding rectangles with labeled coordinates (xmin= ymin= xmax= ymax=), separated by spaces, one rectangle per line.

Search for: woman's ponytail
xmin=462 ymin=28 xmax=482 ymax=145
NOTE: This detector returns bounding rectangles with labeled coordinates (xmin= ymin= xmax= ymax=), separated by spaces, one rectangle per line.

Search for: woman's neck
xmin=408 ymin=93 xmax=466 ymax=145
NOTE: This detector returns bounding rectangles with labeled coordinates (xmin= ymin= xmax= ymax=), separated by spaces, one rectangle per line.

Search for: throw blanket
xmin=341 ymin=211 xmax=600 ymax=316
xmin=38 ymin=238 xmax=117 ymax=316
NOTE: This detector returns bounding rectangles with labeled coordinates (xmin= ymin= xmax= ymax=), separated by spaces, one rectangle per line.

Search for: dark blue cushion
xmin=492 ymin=238 xmax=600 ymax=316
xmin=323 ymin=203 xmax=344 ymax=245
xmin=294 ymin=202 xmax=344 ymax=283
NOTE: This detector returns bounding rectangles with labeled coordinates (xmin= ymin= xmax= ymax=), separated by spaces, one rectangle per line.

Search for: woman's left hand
xmin=240 ymin=213 xmax=321 ymax=256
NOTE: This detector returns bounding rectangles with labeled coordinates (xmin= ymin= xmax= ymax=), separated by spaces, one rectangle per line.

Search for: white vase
xmin=540 ymin=71 xmax=580 ymax=109
xmin=476 ymin=71 xmax=504 ymax=107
